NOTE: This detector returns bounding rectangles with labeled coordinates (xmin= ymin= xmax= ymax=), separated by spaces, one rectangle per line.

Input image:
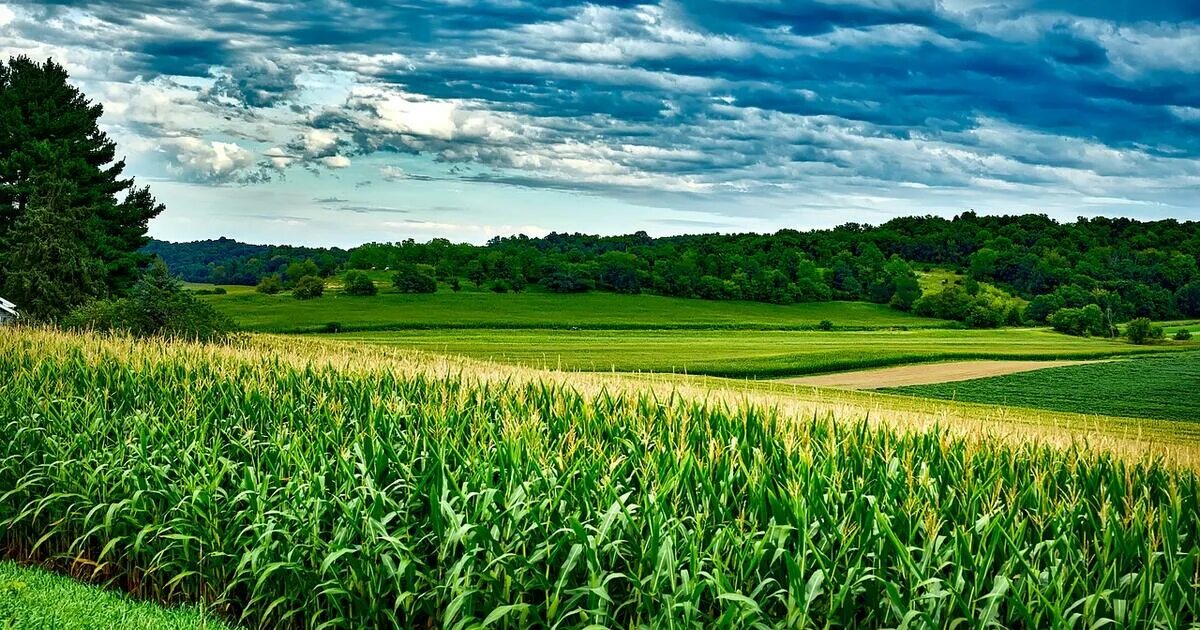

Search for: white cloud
xmin=301 ymin=129 xmax=340 ymax=157
xmin=348 ymin=87 xmax=460 ymax=140
xmin=321 ymin=155 xmax=351 ymax=169
xmin=0 ymin=4 xmax=15 ymax=28
xmin=264 ymin=147 xmax=297 ymax=170
xmin=1169 ymin=106 xmax=1200 ymax=122
xmin=161 ymin=137 xmax=256 ymax=182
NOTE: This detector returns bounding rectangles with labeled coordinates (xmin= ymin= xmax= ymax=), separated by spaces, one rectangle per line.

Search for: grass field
xmin=1158 ymin=319 xmax=1200 ymax=336
xmin=886 ymin=352 xmax=1200 ymax=422
xmin=1 ymin=562 xmax=227 ymax=629
xmin=334 ymin=327 xmax=1189 ymax=377
xmin=196 ymin=285 xmax=952 ymax=332
xmin=2 ymin=328 xmax=1198 ymax=627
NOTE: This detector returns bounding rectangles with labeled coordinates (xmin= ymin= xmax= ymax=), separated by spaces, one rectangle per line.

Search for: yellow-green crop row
xmin=1 ymin=327 xmax=1197 ymax=628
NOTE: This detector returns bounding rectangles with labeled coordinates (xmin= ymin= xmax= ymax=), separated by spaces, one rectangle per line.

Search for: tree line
xmin=149 ymin=212 xmax=1200 ymax=331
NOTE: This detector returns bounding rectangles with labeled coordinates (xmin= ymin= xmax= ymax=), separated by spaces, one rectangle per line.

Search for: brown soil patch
xmin=777 ymin=359 xmax=1107 ymax=389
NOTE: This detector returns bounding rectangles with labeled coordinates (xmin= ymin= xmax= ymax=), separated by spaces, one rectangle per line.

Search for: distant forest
xmin=145 ymin=213 xmax=1200 ymax=328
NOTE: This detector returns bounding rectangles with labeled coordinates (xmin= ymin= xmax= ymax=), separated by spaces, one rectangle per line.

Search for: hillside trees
xmin=0 ymin=56 xmax=163 ymax=318
xmin=146 ymin=212 xmax=1200 ymax=325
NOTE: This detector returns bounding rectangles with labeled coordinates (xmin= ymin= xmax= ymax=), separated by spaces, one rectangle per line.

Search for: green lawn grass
xmin=1156 ymin=319 xmax=1199 ymax=336
xmin=0 ymin=562 xmax=230 ymax=629
xmin=884 ymin=351 xmax=1200 ymax=421
xmin=333 ymin=327 xmax=1190 ymax=377
xmin=197 ymin=286 xmax=952 ymax=332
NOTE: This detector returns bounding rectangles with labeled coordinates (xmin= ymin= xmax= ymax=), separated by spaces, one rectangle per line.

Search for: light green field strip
xmin=199 ymin=287 xmax=951 ymax=332
xmin=332 ymin=327 xmax=1192 ymax=378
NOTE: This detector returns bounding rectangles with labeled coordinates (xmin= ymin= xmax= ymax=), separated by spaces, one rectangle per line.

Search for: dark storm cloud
xmin=5 ymin=0 xmax=1200 ymax=202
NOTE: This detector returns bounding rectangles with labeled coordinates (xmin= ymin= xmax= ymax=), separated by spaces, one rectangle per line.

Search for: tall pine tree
xmin=0 ymin=56 xmax=163 ymax=318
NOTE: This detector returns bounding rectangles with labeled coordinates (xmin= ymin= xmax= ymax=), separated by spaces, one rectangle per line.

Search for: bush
xmin=1126 ymin=318 xmax=1153 ymax=344
xmin=817 ymin=319 xmax=834 ymax=331
xmin=1126 ymin=317 xmax=1165 ymax=344
xmin=392 ymin=264 xmax=437 ymax=294
xmin=342 ymin=271 xmax=377 ymax=296
xmin=321 ymin=322 xmax=342 ymax=333
xmin=1047 ymin=305 xmax=1107 ymax=337
xmin=292 ymin=275 xmax=325 ymax=300
xmin=913 ymin=287 xmax=971 ymax=321
xmin=450 ymin=278 xmax=462 ymax=292
xmin=63 ymin=260 xmax=234 ymax=342
xmin=965 ymin=305 xmax=1003 ymax=329
xmin=1174 ymin=329 xmax=1192 ymax=341
xmin=490 ymin=280 xmax=511 ymax=294
xmin=256 ymin=274 xmax=283 ymax=295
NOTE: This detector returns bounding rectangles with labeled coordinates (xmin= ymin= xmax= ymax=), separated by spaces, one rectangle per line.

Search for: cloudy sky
xmin=2 ymin=1 xmax=1199 ymax=246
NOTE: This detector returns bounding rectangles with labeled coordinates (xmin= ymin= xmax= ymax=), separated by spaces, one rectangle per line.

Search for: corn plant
xmin=0 ymin=328 xmax=1197 ymax=628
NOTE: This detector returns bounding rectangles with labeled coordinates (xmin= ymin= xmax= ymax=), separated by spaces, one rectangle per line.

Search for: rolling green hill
xmin=197 ymin=285 xmax=952 ymax=332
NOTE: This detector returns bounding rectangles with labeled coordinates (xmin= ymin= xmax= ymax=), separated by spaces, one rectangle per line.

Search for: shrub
xmin=63 ymin=260 xmax=234 ymax=342
xmin=490 ymin=280 xmax=511 ymax=294
xmin=256 ymin=274 xmax=283 ymax=295
xmin=292 ymin=275 xmax=325 ymax=300
xmin=342 ymin=271 xmax=377 ymax=296
xmin=913 ymin=287 xmax=971 ymax=321
xmin=965 ymin=305 xmax=1003 ymax=329
xmin=1048 ymin=305 xmax=1107 ymax=337
xmin=392 ymin=264 xmax=437 ymax=294
xmin=1175 ymin=329 xmax=1192 ymax=341
xmin=817 ymin=319 xmax=834 ymax=331
xmin=1125 ymin=317 xmax=1165 ymax=344
xmin=321 ymin=322 xmax=342 ymax=333
xmin=450 ymin=278 xmax=462 ymax=292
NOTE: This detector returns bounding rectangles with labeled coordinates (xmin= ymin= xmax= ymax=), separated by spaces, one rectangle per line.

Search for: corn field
xmin=1 ymin=329 xmax=1198 ymax=628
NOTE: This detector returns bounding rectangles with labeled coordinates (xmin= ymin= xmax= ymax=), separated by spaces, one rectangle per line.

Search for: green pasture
xmin=196 ymin=287 xmax=951 ymax=332
xmin=332 ymin=327 xmax=1187 ymax=377
xmin=886 ymin=351 xmax=1200 ymax=422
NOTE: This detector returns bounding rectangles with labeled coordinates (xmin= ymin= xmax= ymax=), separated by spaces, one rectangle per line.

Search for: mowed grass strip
xmin=885 ymin=351 xmax=1200 ymax=422
xmin=335 ymin=327 xmax=1189 ymax=377
xmin=199 ymin=287 xmax=951 ymax=332
xmin=0 ymin=561 xmax=230 ymax=629
xmin=1 ymin=328 xmax=1198 ymax=628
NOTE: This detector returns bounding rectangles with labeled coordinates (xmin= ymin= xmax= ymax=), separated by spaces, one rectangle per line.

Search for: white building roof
xmin=0 ymin=297 xmax=18 ymax=318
